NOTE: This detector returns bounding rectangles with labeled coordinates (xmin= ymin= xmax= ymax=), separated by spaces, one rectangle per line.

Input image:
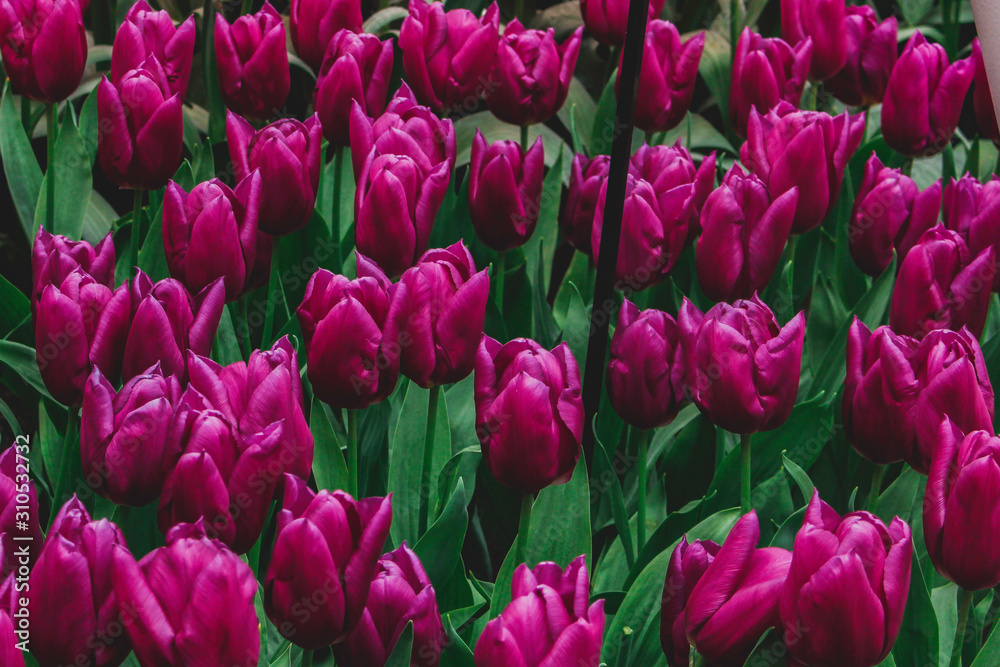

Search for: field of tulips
xmin=4 ymin=0 xmax=1000 ymax=663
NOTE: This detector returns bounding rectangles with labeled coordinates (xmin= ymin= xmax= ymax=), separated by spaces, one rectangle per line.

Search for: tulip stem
xmin=45 ymin=103 xmax=57 ymax=232
xmin=330 ymin=146 xmax=344 ymax=274
xmin=262 ymin=237 xmax=281 ymax=347
xmin=494 ymin=251 xmax=506 ymax=313
xmin=49 ymin=406 xmax=79 ymax=530
xmin=347 ymin=409 xmax=358 ymax=497
xmin=514 ymin=0 xmax=524 ymax=23
xmin=951 ymin=588 xmax=974 ymax=667
xmin=740 ymin=433 xmax=752 ymax=514
xmin=236 ymin=298 xmax=251 ymax=359
xmin=130 ymin=188 xmax=144 ymax=275
xmin=729 ymin=0 xmax=740 ymax=65
xmin=636 ymin=428 xmax=648 ymax=550
xmin=515 ymin=491 xmax=534 ymax=565
xmin=301 ymin=649 xmax=313 ymax=667
xmin=519 ymin=125 xmax=529 ymax=153
xmin=866 ymin=464 xmax=885 ymax=514
xmin=418 ymin=385 xmax=441 ymax=535
xmin=241 ymin=0 xmax=253 ymax=15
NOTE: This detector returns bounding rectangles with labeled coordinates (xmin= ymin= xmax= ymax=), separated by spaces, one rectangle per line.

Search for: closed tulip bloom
xmin=743 ymin=105 xmax=866 ymax=234
xmin=388 ymin=242 xmax=489 ymax=388
xmin=81 ymin=364 xmax=181 ymax=506
xmin=678 ymin=296 xmax=805 ymax=434
xmin=883 ymin=32 xmax=973 ymax=158
xmin=265 ymin=475 xmax=393 ymax=649
xmin=973 ymin=39 xmax=1000 ymax=145
xmin=580 ymin=0 xmax=664 ymax=46
xmin=29 ymin=497 xmax=132 ymax=667
xmin=475 ymin=556 xmax=604 ymax=667
xmin=696 ymin=164 xmax=797 ymax=302
xmin=468 ymin=132 xmax=545 ymax=251
xmin=943 ymin=174 xmax=1000 ymax=290
xmin=297 ymin=255 xmax=399 ymax=410
xmin=227 ymin=111 xmax=323 ymax=236
xmin=890 ymin=227 xmax=994 ymax=339
xmin=780 ymin=0 xmax=846 ymax=81
xmin=486 ymin=20 xmax=582 ymax=126
xmin=110 ymin=0 xmax=195 ymax=97
xmin=215 ymin=2 xmax=290 ymax=120
xmin=684 ymin=511 xmax=792 ymax=665
xmin=0 ymin=0 xmax=87 ymax=103
xmin=0 ymin=570 xmax=23 ymax=667
xmin=475 ymin=337 xmax=583 ymax=493
xmin=563 ymin=153 xmax=609 ymax=254
xmin=290 ymin=0 xmax=362 ymax=70
xmin=0 ymin=447 xmax=42 ymax=577
xmin=826 ymin=7 xmax=898 ymax=107
xmin=660 ymin=537 xmax=721 ymax=667
xmin=32 ymin=226 xmax=115 ymax=314
xmin=112 ymin=521 xmax=260 ymax=667
xmin=400 ymin=0 xmax=500 ymax=112
xmin=730 ymin=28 xmax=811 ymax=138
xmin=335 ymin=545 xmax=443 ymax=667
xmin=315 ymin=30 xmax=393 ymax=146
xmin=780 ymin=491 xmax=912 ymax=667
xmin=622 ymin=20 xmax=703 ymax=133
xmin=849 ymin=153 xmax=942 ymax=276
xmin=606 ymin=300 xmax=686 ymax=430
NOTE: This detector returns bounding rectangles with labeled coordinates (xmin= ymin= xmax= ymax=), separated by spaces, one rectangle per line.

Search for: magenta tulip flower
xmin=0 ymin=447 xmax=42 ymax=577
xmin=826 ymin=6 xmax=898 ymax=107
xmin=730 ymin=28 xmax=811 ymax=138
xmin=289 ymin=0 xmax=362 ymax=70
xmin=780 ymin=0 xmax=846 ymax=81
xmin=780 ymin=490 xmax=912 ymax=667
xmin=661 ymin=537 xmax=720 ymax=667
xmin=563 ymin=153 xmax=609 ymax=254
xmin=973 ymin=39 xmax=1000 ymax=145
xmin=215 ymin=2 xmax=290 ymax=120
xmin=32 ymin=226 xmax=115 ymax=315
xmin=580 ymin=0 xmax=665 ymax=46
xmin=0 ymin=0 xmax=88 ymax=103
xmin=943 ymin=174 xmax=1000 ymax=291
xmin=265 ymin=475 xmax=393 ymax=649
xmin=110 ymin=0 xmax=195 ymax=97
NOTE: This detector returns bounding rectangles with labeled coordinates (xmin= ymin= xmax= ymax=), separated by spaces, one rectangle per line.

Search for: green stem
xmin=330 ymin=146 xmax=344 ymax=274
xmin=301 ymin=649 xmax=314 ymax=667
xmin=236 ymin=297 xmax=251 ymax=359
xmin=418 ymin=385 xmax=441 ymax=535
xmin=901 ymin=159 xmax=913 ymax=177
xmin=494 ymin=251 xmax=506 ymax=313
xmin=866 ymin=464 xmax=886 ymax=515
xmin=740 ymin=433 xmax=752 ymax=514
xmin=636 ymin=429 xmax=649 ymax=550
xmin=515 ymin=491 xmax=534 ymax=565
xmin=50 ymin=407 xmax=79 ymax=530
xmin=730 ymin=0 xmax=740 ymax=66
xmin=130 ymin=189 xmax=144 ymax=274
xmin=520 ymin=125 xmax=529 ymax=152
xmin=951 ymin=588 xmax=974 ymax=667
xmin=514 ymin=0 xmax=524 ymax=23
xmin=347 ymin=409 xmax=358 ymax=498
xmin=241 ymin=0 xmax=253 ymax=15
xmin=262 ymin=237 xmax=281 ymax=347
xmin=21 ymin=96 xmax=32 ymax=135
xmin=45 ymin=104 xmax=57 ymax=232
xmin=644 ymin=131 xmax=654 ymax=146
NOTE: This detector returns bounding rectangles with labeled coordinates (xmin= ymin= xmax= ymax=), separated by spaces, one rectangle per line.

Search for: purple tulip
xmin=660 ymin=537 xmax=721 ymax=667
xmin=227 ymin=111 xmax=323 ymax=236
xmin=468 ymin=131 xmax=545 ymax=251
xmin=826 ymin=6 xmax=898 ymax=107
xmin=110 ymin=0 xmax=195 ymax=97
xmin=973 ymin=39 xmax=1000 ymax=145
xmin=606 ymin=300 xmax=686 ymax=430
xmin=297 ymin=254 xmax=400 ymax=410
xmin=314 ymin=30 xmax=393 ymax=147
xmin=386 ymin=242 xmax=489 ymax=388
xmin=29 ymin=497 xmax=131 ymax=667
xmin=943 ymin=174 xmax=1000 ymax=291
xmin=730 ymin=28 xmax=811 ymax=138
xmin=289 ymin=0 xmax=362 ymax=71
xmin=163 ymin=172 xmax=261 ymax=302
xmin=399 ymin=0 xmax=500 ymax=113
xmin=780 ymin=0 xmax=846 ymax=81
xmin=743 ymin=104 xmax=866 ymax=234
xmin=563 ymin=153 xmax=609 ymax=254
xmin=678 ymin=295 xmax=805 ymax=434
xmin=32 ymin=226 xmax=115 ymax=315
xmin=215 ymin=2 xmax=290 ymax=120
xmin=0 ymin=570 xmax=22 ymax=667
xmin=890 ymin=227 xmax=994 ymax=339
xmin=849 ymin=153 xmax=942 ymax=277
xmin=580 ymin=0 xmax=665 ymax=46
xmin=475 ymin=337 xmax=583 ymax=493
xmin=486 ymin=19 xmax=582 ymax=126
xmin=265 ymin=475 xmax=393 ymax=649
xmin=882 ymin=32 xmax=974 ymax=158
xmin=623 ymin=20 xmax=703 ymax=133
xmin=112 ymin=521 xmax=260 ymax=667
xmin=0 ymin=0 xmax=87 ymax=103
xmin=696 ymin=164 xmax=797 ymax=302
xmin=335 ymin=545 xmax=443 ymax=667
xmin=684 ymin=511 xmax=791 ymax=665
xmin=0 ymin=446 xmax=42 ymax=577
xmin=97 ymin=57 xmax=184 ymax=190
xmin=475 ymin=556 xmax=604 ymax=667
xmin=780 ymin=490 xmax=912 ymax=667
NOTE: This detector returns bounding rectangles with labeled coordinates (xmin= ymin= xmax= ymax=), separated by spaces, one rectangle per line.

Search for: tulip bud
xmin=730 ymin=28 xmax=811 ymax=138
xmin=297 ymin=255 xmax=400 ymax=410
xmin=97 ymin=57 xmax=185 ymax=190
xmin=475 ymin=556 xmax=604 ymax=667
xmin=849 ymin=153 xmax=942 ymax=276
xmin=660 ymin=537 xmax=720 ymax=667
xmin=973 ymin=39 xmax=1000 ymax=145
xmin=486 ymin=20 xmax=582 ymax=126
xmin=112 ymin=521 xmax=260 ymax=667
xmin=606 ymin=300 xmax=686 ymax=430
xmin=32 ymin=226 xmax=115 ymax=315
xmin=335 ymin=545 xmax=443 ymax=667
xmin=780 ymin=490 xmax=913 ymax=667
xmin=387 ymin=242 xmax=489 ymax=388
xmin=215 ymin=2 xmax=290 ymax=120
xmin=780 ymin=0 xmax=846 ymax=81
xmin=882 ymin=32 xmax=974 ymax=158
xmin=0 ymin=447 xmax=42 ymax=577
xmin=684 ymin=511 xmax=791 ymax=665
xmin=400 ymin=0 xmax=500 ymax=112
xmin=943 ymin=174 xmax=1000 ymax=290
xmin=314 ymin=30 xmax=393 ymax=146
xmin=468 ymin=132 xmax=545 ymax=251
xmin=29 ymin=497 xmax=132 ymax=667
xmin=696 ymin=164 xmax=797 ymax=302
xmin=826 ymin=6 xmax=898 ymax=107
xmin=110 ymin=0 xmax=196 ymax=97
xmin=678 ymin=296 xmax=805 ymax=434
xmin=563 ymin=153 xmax=609 ymax=254
xmin=290 ymin=0 xmax=362 ymax=70
xmin=622 ymin=20 xmax=703 ymax=133
xmin=0 ymin=0 xmax=88 ymax=103
xmin=475 ymin=337 xmax=583 ymax=493
xmin=580 ymin=0 xmax=665 ymax=46
xmin=227 ymin=111 xmax=323 ymax=236
xmin=265 ymin=475 xmax=393 ymax=649
xmin=890 ymin=227 xmax=994 ymax=339
xmin=0 ymin=570 xmax=22 ymax=667
xmin=743 ymin=105 xmax=865 ymax=234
